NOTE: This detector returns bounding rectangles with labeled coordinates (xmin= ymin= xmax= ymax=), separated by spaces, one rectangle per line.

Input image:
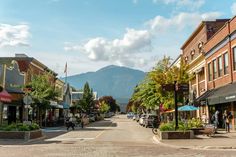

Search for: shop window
xmin=224 ymin=52 xmax=229 ymax=75
xmin=233 ymin=47 xmax=236 ymax=71
xmin=213 ymin=59 xmax=217 ymax=79
xmin=218 ymin=56 xmax=223 ymax=77
xmin=208 ymin=62 xmax=212 ymax=81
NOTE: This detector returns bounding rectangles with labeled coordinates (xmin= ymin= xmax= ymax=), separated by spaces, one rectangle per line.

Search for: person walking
xmin=66 ymin=114 xmax=76 ymax=131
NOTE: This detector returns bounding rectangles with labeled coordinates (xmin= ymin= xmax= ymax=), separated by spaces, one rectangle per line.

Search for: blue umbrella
xmin=178 ymin=105 xmax=199 ymax=111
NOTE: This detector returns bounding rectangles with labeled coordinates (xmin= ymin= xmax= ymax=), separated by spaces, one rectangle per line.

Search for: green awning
xmin=207 ymin=82 xmax=236 ymax=105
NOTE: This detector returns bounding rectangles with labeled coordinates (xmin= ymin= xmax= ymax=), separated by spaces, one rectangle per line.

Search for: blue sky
xmin=0 ymin=0 xmax=235 ymax=76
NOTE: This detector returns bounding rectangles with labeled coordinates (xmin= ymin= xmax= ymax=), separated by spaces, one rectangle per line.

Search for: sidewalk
xmin=153 ymin=130 xmax=236 ymax=150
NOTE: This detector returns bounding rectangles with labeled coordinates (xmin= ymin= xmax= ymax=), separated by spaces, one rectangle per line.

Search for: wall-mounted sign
xmin=225 ymin=95 xmax=236 ymax=100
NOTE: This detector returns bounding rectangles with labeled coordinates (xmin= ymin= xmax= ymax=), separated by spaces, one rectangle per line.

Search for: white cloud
xmin=148 ymin=11 xmax=222 ymax=33
xmin=231 ymin=2 xmax=236 ymax=15
xmin=0 ymin=24 xmax=30 ymax=48
xmin=65 ymin=28 xmax=152 ymax=67
xmin=153 ymin=0 xmax=205 ymax=10
xmin=64 ymin=11 xmax=222 ymax=71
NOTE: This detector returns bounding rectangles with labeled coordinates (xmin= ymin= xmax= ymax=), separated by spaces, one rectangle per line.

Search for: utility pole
xmin=174 ymin=81 xmax=178 ymax=130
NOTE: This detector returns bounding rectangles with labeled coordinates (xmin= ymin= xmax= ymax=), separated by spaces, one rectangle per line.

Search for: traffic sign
xmin=178 ymin=84 xmax=189 ymax=92
xmin=23 ymin=95 xmax=32 ymax=105
xmin=162 ymin=84 xmax=174 ymax=92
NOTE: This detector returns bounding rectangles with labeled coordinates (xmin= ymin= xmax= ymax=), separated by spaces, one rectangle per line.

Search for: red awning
xmin=0 ymin=90 xmax=12 ymax=102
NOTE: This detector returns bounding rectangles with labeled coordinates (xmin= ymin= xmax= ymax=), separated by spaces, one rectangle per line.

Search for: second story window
xmin=224 ymin=52 xmax=229 ymax=75
xmin=185 ymin=56 xmax=188 ymax=64
xmin=218 ymin=56 xmax=223 ymax=77
xmin=213 ymin=59 xmax=217 ymax=79
xmin=208 ymin=62 xmax=212 ymax=81
xmin=190 ymin=49 xmax=195 ymax=60
xmin=233 ymin=47 xmax=236 ymax=71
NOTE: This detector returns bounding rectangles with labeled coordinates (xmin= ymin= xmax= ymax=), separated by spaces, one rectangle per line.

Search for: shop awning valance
xmin=208 ymin=82 xmax=236 ymax=105
xmin=50 ymin=101 xmax=63 ymax=109
xmin=195 ymin=89 xmax=214 ymax=105
xmin=0 ymin=90 xmax=12 ymax=102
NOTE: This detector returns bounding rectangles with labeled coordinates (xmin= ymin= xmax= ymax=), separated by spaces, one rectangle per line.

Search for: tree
xmin=130 ymin=56 xmax=191 ymax=112
xmin=100 ymin=101 xmax=110 ymax=113
xmin=99 ymin=96 xmax=118 ymax=112
xmin=78 ymin=82 xmax=95 ymax=114
xmin=27 ymin=73 xmax=59 ymax=126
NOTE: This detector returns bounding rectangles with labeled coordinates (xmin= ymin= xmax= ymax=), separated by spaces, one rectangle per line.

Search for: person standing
xmin=223 ymin=110 xmax=227 ymax=130
xmin=226 ymin=111 xmax=233 ymax=133
xmin=214 ymin=110 xmax=219 ymax=129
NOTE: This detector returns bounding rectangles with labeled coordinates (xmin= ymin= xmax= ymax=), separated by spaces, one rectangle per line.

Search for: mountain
xmin=63 ymin=65 xmax=146 ymax=104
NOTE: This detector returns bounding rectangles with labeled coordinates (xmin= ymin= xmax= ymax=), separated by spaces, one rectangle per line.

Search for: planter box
xmin=0 ymin=130 xmax=43 ymax=141
xmin=191 ymin=128 xmax=204 ymax=135
xmin=157 ymin=129 xmax=194 ymax=140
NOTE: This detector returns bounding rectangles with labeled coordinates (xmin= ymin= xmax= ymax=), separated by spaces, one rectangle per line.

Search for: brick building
xmin=180 ymin=19 xmax=229 ymax=120
xmin=203 ymin=16 xmax=236 ymax=129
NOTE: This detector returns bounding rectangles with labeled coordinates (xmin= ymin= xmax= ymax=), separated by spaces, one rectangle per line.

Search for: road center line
xmin=95 ymin=120 xmax=114 ymax=139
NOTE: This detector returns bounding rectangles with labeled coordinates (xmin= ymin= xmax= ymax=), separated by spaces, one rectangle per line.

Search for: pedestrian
xmin=66 ymin=115 xmax=76 ymax=131
xmin=226 ymin=111 xmax=233 ymax=133
xmin=81 ymin=114 xmax=84 ymax=129
xmin=214 ymin=110 xmax=219 ymax=129
xmin=223 ymin=110 xmax=227 ymax=129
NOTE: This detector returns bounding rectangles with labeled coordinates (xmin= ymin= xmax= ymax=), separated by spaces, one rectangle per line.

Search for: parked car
xmin=127 ymin=112 xmax=134 ymax=119
xmin=135 ymin=114 xmax=141 ymax=122
xmin=132 ymin=114 xmax=138 ymax=121
xmin=139 ymin=114 xmax=147 ymax=126
xmin=144 ymin=114 xmax=158 ymax=128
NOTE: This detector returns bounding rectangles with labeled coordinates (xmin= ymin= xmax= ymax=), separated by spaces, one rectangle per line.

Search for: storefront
xmin=206 ymin=83 xmax=236 ymax=130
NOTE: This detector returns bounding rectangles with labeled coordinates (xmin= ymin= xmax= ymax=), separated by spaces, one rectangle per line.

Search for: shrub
xmin=178 ymin=121 xmax=190 ymax=131
xmin=0 ymin=123 xmax=40 ymax=131
xmin=18 ymin=124 xmax=30 ymax=131
xmin=159 ymin=122 xmax=175 ymax=131
xmin=187 ymin=118 xmax=203 ymax=128
xmin=29 ymin=123 xmax=40 ymax=130
xmin=3 ymin=124 xmax=17 ymax=131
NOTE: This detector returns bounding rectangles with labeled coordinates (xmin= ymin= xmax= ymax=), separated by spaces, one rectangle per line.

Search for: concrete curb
xmin=152 ymin=135 xmax=236 ymax=150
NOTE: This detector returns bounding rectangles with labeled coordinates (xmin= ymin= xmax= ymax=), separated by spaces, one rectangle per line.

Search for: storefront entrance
xmin=208 ymin=103 xmax=231 ymax=128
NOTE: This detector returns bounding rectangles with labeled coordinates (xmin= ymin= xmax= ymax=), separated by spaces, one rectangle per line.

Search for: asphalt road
xmin=0 ymin=115 xmax=236 ymax=157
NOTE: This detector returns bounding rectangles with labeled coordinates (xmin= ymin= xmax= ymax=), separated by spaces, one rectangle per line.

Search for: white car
xmin=139 ymin=114 xmax=146 ymax=126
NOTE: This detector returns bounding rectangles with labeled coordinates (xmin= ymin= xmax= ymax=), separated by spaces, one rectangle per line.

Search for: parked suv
xmin=144 ymin=114 xmax=158 ymax=128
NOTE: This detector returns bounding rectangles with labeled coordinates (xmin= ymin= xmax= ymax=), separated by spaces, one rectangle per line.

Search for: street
xmin=0 ymin=115 xmax=236 ymax=157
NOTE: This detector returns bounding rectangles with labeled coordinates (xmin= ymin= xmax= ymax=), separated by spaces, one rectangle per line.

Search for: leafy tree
xmin=99 ymin=96 xmax=118 ymax=112
xmin=100 ymin=101 xmax=110 ymax=113
xmin=27 ymin=73 xmax=59 ymax=126
xmin=78 ymin=82 xmax=95 ymax=114
xmin=130 ymin=56 xmax=191 ymax=112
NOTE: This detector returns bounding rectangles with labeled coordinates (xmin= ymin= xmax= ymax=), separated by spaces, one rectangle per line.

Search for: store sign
xmin=225 ymin=95 xmax=236 ymax=100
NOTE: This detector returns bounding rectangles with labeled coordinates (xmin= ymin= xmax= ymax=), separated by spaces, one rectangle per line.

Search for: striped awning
xmin=0 ymin=90 xmax=12 ymax=102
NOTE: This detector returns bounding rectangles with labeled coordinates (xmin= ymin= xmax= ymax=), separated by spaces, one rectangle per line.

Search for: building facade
xmin=204 ymin=16 xmax=236 ymax=129
xmin=180 ymin=19 xmax=229 ymax=120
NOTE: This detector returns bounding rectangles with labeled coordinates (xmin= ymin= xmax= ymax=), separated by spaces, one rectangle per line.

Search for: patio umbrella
xmin=0 ymin=90 xmax=12 ymax=103
xmin=178 ymin=105 xmax=199 ymax=111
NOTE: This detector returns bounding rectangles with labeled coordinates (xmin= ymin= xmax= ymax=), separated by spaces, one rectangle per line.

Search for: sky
xmin=0 ymin=0 xmax=236 ymax=77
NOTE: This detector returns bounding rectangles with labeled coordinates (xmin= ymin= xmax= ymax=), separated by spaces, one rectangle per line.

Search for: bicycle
xmin=152 ymin=120 xmax=160 ymax=135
